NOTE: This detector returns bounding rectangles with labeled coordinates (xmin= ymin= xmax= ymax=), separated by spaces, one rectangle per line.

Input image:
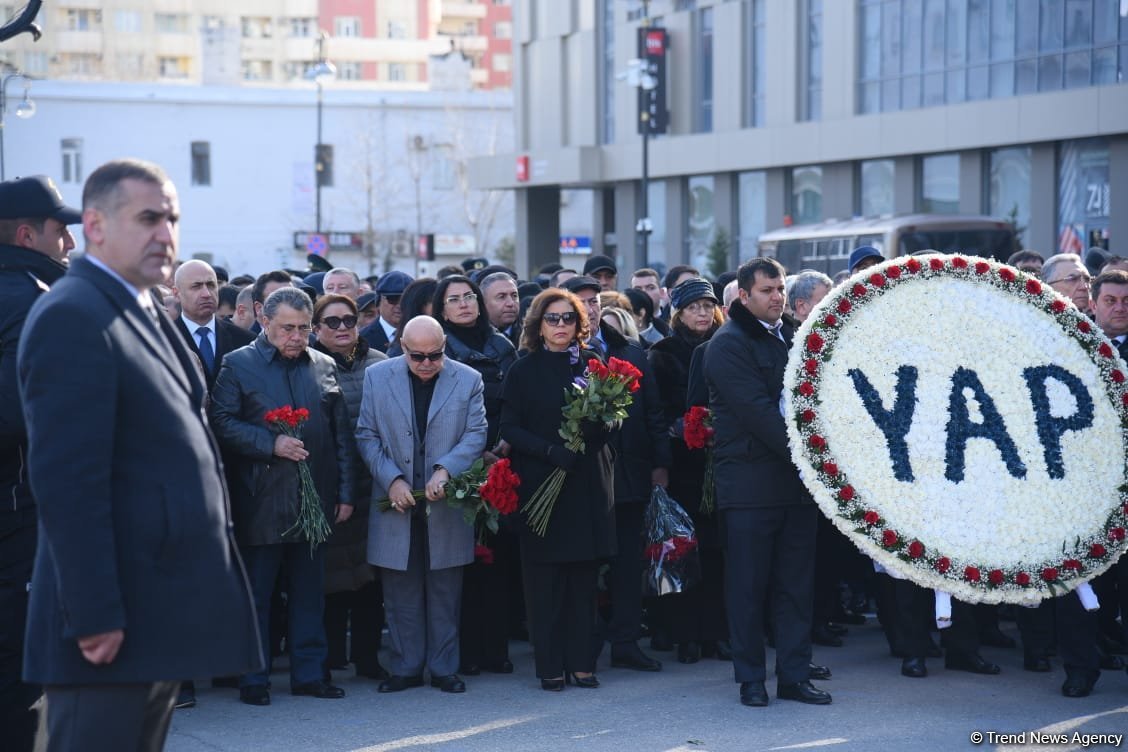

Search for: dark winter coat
xmin=442 ymin=321 xmax=517 ymax=448
xmin=500 ymin=346 xmax=616 ymax=563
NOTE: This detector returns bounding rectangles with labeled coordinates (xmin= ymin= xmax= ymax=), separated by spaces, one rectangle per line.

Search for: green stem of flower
xmin=282 ymin=460 xmax=333 ymax=557
xmin=522 ymin=434 xmax=584 ymax=537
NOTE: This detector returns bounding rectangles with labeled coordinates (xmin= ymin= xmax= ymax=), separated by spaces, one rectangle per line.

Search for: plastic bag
xmin=642 ymin=485 xmax=702 ymax=596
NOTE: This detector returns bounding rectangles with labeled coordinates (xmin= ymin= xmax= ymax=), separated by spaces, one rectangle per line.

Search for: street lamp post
xmin=1 ymin=71 xmax=36 ymax=181
xmin=306 ymin=32 xmax=336 ymax=235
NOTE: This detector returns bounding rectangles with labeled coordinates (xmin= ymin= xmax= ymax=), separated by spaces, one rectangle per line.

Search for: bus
xmin=757 ymin=214 xmax=1018 ymax=277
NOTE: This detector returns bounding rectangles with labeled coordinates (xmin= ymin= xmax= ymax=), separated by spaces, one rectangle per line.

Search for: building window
xmin=791 ymin=166 xmax=823 ymax=225
xmin=190 ymin=142 xmax=211 ymax=186
xmin=744 ymin=0 xmax=766 ymax=127
xmin=241 ymin=60 xmax=273 ymax=81
xmin=289 ymin=18 xmax=315 ymax=38
xmin=114 ymin=10 xmax=141 ymax=33
xmin=159 ymin=57 xmax=190 ymax=79
xmin=155 ymin=13 xmax=189 ymax=34
xmin=599 ymin=0 xmax=615 ymax=145
xmin=988 ymin=146 xmax=1031 ymax=245
xmin=494 ymin=21 xmax=512 ymax=39
xmin=387 ymin=20 xmax=408 ymax=39
xmin=64 ymin=54 xmax=100 ymax=76
xmin=801 ymin=0 xmax=823 ymax=121
xmin=115 ymin=53 xmax=145 ymax=78
xmin=61 ymin=139 xmax=83 ymax=184
xmin=432 ymin=152 xmax=456 ymax=190
xmin=492 ymin=53 xmax=511 ymax=72
xmin=859 ymin=159 xmax=896 ymax=216
xmin=64 ymin=9 xmax=102 ymax=31
xmin=686 ymin=176 xmax=716 ymax=269
xmin=738 ymin=171 xmax=767 ymax=259
xmin=1057 ymin=138 xmax=1109 ymax=253
xmin=23 ymin=51 xmax=48 ymax=76
xmin=337 ymin=62 xmax=361 ymax=80
xmin=920 ymin=153 xmax=960 ymax=214
xmin=241 ymin=17 xmax=273 ymax=39
xmin=694 ymin=7 xmax=714 ymax=133
xmin=335 ymin=16 xmax=360 ymax=38
xmin=388 ymin=63 xmax=406 ymax=81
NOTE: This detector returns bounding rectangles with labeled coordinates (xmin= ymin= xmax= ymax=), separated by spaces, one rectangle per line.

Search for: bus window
xmin=775 ymin=240 xmax=802 ymax=273
xmin=900 ymin=229 xmax=1016 ymax=261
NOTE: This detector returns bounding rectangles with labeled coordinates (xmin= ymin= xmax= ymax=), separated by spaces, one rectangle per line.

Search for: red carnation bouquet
xmin=643 ymin=485 xmax=701 ymax=596
xmin=523 ymin=356 xmax=642 ymax=536
xmin=378 ymin=457 xmax=520 ymax=545
xmin=265 ymin=405 xmax=331 ymax=554
xmin=682 ymin=405 xmax=716 ymax=515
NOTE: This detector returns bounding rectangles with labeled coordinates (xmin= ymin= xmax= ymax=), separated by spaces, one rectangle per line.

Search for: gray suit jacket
xmin=356 ymin=357 xmax=487 ymax=571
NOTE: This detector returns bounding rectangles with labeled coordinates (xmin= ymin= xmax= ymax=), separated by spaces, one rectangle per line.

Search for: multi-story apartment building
xmin=470 ymin=0 xmax=1128 ymax=277
xmin=0 ymin=0 xmax=512 ymax=89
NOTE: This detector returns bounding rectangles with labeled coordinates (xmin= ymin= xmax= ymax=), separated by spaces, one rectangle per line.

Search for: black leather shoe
xmin=460 ymin=664 xmax=482 ymax=676
xmin=291 ymin=680 xmax=345 ymax=699
xmin=483 ymin=659 xmax=514 ymax=674
xmin=825 ymin=623 xmax=849 ymax=636
xmin=1098 ymin=650 xmax=1125 ymax=670
xmin=174 ymin=682 xmax=196 ymax=709
xmin=611 ymin=643 xmax=662 ymax=672
xmin=566 ymin=672 xmax=599 ymax=688
xmin=239 ymin=685 xmax=270 ymax=706
xmin=740 ymin=681 xmax=769 ymax=707
xmin=1098 ymin=633 xmax=1128 ymax=655
xmin=778 ymin=680 xmax=832 ymax=705
xmin=811 ymin=625 xmax=844 ymax=647
xmin=809 ymin=663 xmax=832 ymax=681
xmin=978 ymin=629 xmax=1016 ymax=649
xmin=356 ymin=662 xmax=391 ymax=680
xmin=1061 ymin=672 xmax=1097 ymax=698
xmin=378 ymin=674 xmax=424 ymax=693
xmin=834 ymin=609 xmax=868 ymax=625
xmin=677 ymin=641 xmax=701 ymax=664
xmin=901 ymin=657 xmax=927 ymax=678
xmin=1023 ymin=655 xmax=1052 ymax=672
xmin=541 ymin=678 xmax=564 ymax=692
xmin=944 ymin=653 xmax=1001 ymax=675
xmin=430 ymin=674 xmax=466 ymax=693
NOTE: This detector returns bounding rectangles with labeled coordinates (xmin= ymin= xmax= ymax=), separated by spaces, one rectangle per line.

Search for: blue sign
xmin=306 ymin=233 xmax=328 ymax=256
xmin=559 ymin=235 xmax=592 ymax=255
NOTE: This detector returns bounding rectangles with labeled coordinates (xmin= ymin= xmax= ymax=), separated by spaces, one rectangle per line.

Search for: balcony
xmin=302 ymin=37 xmax=449 ymax=64
xmin=441 ymin=2 xmax=487 ymax=21
xmin=52 ymin=31 xmax=104 ymax=54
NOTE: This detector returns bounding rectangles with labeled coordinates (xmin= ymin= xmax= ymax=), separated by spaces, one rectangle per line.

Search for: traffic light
xmin=315 ymin=144 xmax=334 ymax=187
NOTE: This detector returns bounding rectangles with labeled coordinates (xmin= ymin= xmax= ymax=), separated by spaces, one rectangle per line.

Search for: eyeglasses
xmin=320 ymin=315 xmax=358 ymax=330
xmin=444 ymin=292 xmax=478 ymax=306
xmin=1048 ymin=272 xmax=1091 ymax=287
xmin=404 ymin=348 xmax=444 ymax=363
xmin=543 ymin=312 xmax=579 ymax=326
xmin=684 ymin=300 xmax=716 ymax=314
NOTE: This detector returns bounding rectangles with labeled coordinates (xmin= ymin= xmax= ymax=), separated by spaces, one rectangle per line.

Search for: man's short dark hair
xmin=1007 ymin=250 xmax=1044 ymax=267
xmin=82 ymin=159 xmax=170 ymax=214
xmin=1091 ymin=269 xmax=1128 ymax=299
xmin=663 ymin=264 xmax=699 ymax=290
xmin=230 ymin=274 xmax=255 ymax=288
xmin=436 ymin=264 xmax=464 ymax=279
xmin=217 ymin=284 xmax=240 ymax=310
xmin=549 ymin=268 xmax=578 ymax=287
xmin=631 ymin=267 xmax=661 ymax=282
xmin=737 ymin=258 xmax=786 ymax=291
xmin=252 ymin=270 xmax=294 ymax=304
xmin=0 ymin=217 xmax=45 ymax=245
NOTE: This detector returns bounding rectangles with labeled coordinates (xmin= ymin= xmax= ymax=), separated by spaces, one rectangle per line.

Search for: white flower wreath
xmin=784 ymin=254 xmax=1128 ymax=604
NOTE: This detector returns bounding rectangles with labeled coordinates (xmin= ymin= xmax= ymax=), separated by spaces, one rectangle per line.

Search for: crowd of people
xmin=2 ymin=160 xmax=1127 ymax=750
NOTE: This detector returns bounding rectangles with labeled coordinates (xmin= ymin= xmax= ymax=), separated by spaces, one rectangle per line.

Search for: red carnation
xmin=480 ymin=458 xmax=521 ymax=515
xmin=1025 ymin=279 xmax=1042 ymax=295
xmin=1122 ymin=394 xmax=1128 ymax=407
xmin=1089 ymin=543 xmax=1107 ymax=558
xmin=823 ymin=314 xmax=838 ymax=327
xmin=838 ymin=485 xmax=855 ymax=501
xmin=974 ymin=261 xmax=990 ymax=275
xmin=907 ymin=540 xmax=924 ymax=559
xmin=951 ymin=256 xmax=968 ymax=269
xmin=1015 ymin=572 xmax=1031 ymax=586
xmin=474 ymin=544 xmax=494 ymax=565
xmin=935 ymin=557 xmax=951 ymax=574
xmin=1112 ymin=370 xmax=1125 ymax=384
xmin=1041 ymin=567 xmax=1059 ymax=582
xmin=999 ymin=268 xmax=1016 ymax=282
xmin=799 ymin=381 xmax=815 ymax=397
xmin=1109 ymin=527 xmax=1126 ymax=542
xmin=1078 ymin=320 xmax=1092 ymax=333
xmin=1062 ymin=558 xmax=1082 ymax=571
xmin=808 ymin=434 xmax=826 ymax=450
xmin=801 ymin=409 xmax=816 ymax=423
xmin=851 ymin=283 xmax=867 ymax=299
xmin=806 ymin=332 xmax=825 ymax=353
xmin=886 ymin=265 xmax=902 ymax=279
xmin=1099 ymin=343 xmax=1113 ymax=358
xmin=905 ymin=258 xmax=922 ymax=273
xmin=869 ymin=273 xmax=886 ymax=288
xmin=804 ymin=359 xmax=818 ymax=376
xmin=822 ymin=461 xmax=838 ymax=477
xmin=882 ymin=529 xmax=898 ymax=547
xmin=837 ymin=298 xmax=852 ymax=314
xmin=964 ymin=566 xmax=981 ymax=582
xmin=988 ymin=569 xmax=1004 ymax=585
xmin=862 ymin=510 xmax=879 ymax=525
xmin=929 ymin=258 xmax=944 ymax=271
xmin=1051 ymin=299 xmax=1067 ymax=313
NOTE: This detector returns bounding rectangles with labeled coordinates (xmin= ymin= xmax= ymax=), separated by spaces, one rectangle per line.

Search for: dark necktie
xmin=196 ymin=326 xmax=215 ymax=372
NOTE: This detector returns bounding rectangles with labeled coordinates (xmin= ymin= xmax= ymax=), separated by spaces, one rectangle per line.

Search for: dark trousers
xmin=812 ymin=514 xmax=846 ymax=626
xmin=660 ymin=545 xmax=728 ymax=644
xmin=1094 ymin=561 xmax=1128 ymax=642
xmin=241 ymin=542 xmax=327 ymax=688
xmin=1016 ymin=594 xmax=1100 ymax=677
xmin=1 ymin=508 xmax=38 ymax=752
xmin=721 ymin=505 xmax=816 ymax=685
xmin=601 ymin=502 xmax=645 ymax=647
xmin=460 ymin=529 xmax=515 ymax=669
xmin=37 ymin=681 xmax=178 ymax=752
xmin=324 ymin=579 xmax=384 ymax=672
xmin=890 ymin=580 xmax=977 ymax=658
xmin=522 ymin=550 xmax=598 ymax=680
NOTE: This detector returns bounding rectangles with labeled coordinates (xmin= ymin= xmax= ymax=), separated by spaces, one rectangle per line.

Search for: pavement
xmin=167 ymin=621 xmax=1128 ymax=752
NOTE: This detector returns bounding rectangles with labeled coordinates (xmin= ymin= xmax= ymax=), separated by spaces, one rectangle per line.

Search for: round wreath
xmin=784 ymin=254 xmax=1128 ymax=604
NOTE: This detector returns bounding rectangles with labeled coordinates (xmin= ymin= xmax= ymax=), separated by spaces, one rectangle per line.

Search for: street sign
xmin=559 ymin=235 xmax=592 ymax=255
xmin=306 ymin=233 xmax=328 ymax=256
xmin=637 ymin=27 xmax=668 ymax=135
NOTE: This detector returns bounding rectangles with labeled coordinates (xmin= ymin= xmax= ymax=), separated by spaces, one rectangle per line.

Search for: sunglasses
xmin=405 ymin=349 xmax=444 ymax=363
xmin=543 ymin=312 xmax=579 ymax=326
xmin=382 ymin=295 xmax=402 ymax=305
xmin=320 ymin=315 xmax=358 ymax=330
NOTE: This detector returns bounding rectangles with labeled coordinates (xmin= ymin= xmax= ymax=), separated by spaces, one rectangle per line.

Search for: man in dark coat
xmin=703 ymin=257 xmax=831 ymax=708
xmin=209 ymin=287 xmax=355 ymax=706
xmin=359 ymin=270 xmax=413 ymax=353
xmin=0 ymin=175 xmax=79 ymax=751
xmin=172 ymin=259 xmax=254 ymax=392
xmin=17 ymin=160 xmax=260 ymax=750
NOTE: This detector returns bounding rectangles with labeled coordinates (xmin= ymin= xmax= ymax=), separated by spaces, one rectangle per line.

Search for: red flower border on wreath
xmin=787 ymin=253 xmax=1128 ymax=601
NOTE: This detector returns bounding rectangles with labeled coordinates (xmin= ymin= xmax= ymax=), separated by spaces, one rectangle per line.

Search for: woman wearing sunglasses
xmin=499 ymin=289 xmax=616 ymax=691
xmin=430 ymin=275 xmax=520 ymax=677
xmin=311 ymin=293 xmax=390 ymax=681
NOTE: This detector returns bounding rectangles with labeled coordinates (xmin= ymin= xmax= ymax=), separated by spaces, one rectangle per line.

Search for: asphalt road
xmin=166 ymin=620 xmax=1128 ymax=752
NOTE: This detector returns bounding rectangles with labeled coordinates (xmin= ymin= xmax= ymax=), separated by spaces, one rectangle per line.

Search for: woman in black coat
xmin=431 ymin=275 xmax=520 ymax=675
xmin=647 ymin=278 xmax=729 ymax=664
xmin=500 ymin=289 xmax=616 ymax=690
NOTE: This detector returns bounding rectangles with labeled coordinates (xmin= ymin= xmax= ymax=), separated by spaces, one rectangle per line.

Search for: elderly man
xmin=172 ymin=260 xmax=254 ymax=391
xmin=360 ymin=270 xmax=413 ymax=353
xmin=789 ymin=270 xmax=833 ymax=323
xmin=356 ymin=316 xmax=487 ymax=695
xmin=210 ymin=287 xmax=354 ymax=706
xmin=19 ymin=160 xmax=259 ymax=749
xmin=324 ymin=267 xmax=361 ymax=299
xmin=479 ymin=271 xmax=522 ymax=348
xmin=1042 ymin=253 xmax=1092 ymax=315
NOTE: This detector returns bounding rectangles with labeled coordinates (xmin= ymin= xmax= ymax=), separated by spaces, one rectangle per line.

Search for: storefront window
xmin=1058 ymin=138 xmax=1110 ymax=253
xmin=920 ymin=153 xmax=960 ymax=214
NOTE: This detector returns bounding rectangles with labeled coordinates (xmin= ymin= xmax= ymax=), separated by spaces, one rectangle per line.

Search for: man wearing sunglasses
xmin=360 ymin=270 xmax=414 ymax=354
xmin=356 ymin=316 xmax=487 ymax=695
